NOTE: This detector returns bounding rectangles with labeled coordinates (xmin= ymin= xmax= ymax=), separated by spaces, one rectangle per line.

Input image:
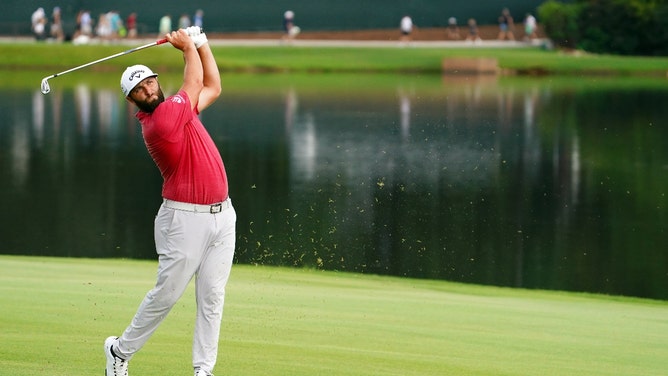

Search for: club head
xmin=40 ymin=78 xmax=51 ymax=95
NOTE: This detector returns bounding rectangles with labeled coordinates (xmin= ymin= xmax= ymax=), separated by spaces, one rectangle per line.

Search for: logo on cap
xmin=129 ymin=70 xmax=145 ymax=81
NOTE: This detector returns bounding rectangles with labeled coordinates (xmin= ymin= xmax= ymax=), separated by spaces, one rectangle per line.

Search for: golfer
xmin=104 ymin=27 xmax=235 ymax=376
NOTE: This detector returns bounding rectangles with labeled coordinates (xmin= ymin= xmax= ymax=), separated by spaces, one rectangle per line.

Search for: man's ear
xmin=125 ymin=96 xmax=135 ymax=105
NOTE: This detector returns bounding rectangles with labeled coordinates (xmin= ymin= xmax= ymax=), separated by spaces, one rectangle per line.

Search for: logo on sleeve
xmin=170 ymin=95 xmax=185 ymax=104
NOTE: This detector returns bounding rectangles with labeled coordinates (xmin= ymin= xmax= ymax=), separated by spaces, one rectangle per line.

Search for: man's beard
xmin=135 ymin=89 xmax=165 ymax=113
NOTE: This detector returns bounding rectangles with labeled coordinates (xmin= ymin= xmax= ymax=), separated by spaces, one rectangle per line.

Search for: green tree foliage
xmin=539 ymin=0 xmax=668 ymax=55
xmin=538 ymin=0 xmax=581 ymax=48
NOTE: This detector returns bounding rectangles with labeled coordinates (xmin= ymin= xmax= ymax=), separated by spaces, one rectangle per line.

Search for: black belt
xmin=163 ymin=199 xmax=231 ymax=214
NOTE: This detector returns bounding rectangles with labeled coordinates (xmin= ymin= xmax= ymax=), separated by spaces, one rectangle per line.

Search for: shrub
xmin=540 ymin=0 xmax=668 ymax=55
xmin=578 ymin=0 xmax=644 ymax=55
xmin=538 ymin=0 xmax=581 ymax=49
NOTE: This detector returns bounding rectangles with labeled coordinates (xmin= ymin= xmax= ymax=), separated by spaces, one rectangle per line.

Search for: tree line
xmin=538 ymin=0 xmax=668 ymax=55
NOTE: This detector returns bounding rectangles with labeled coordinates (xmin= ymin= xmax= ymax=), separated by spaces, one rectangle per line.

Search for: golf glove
xmin=185 ymin=26 xmax=201 ymax=36
xmin=191 ymin=33 xmax=208 ymax=48
xmin=185 ymin=26 xmax=208 ymax=48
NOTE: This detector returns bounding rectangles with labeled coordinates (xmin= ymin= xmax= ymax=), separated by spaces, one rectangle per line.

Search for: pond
xmin=1 ymin=73 xmax=666 ymax=300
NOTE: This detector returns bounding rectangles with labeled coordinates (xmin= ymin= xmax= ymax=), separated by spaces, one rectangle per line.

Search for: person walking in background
xmin=31 ymin=7 xmax=47 ymax=40
xmin=400 ymin=14 xmax=414 ymax=42
xmin=193 ymin=9 xmax=204 ymax=29
xmin=179 ymin=13 xmax=192 ymax=29
xmin=524 ymin=13 xmax=537 ymax=40
xmin=126 ymin=12 xmax=137 ymax=38
xmin=497 ymin=7 xmax=515 ymax=40
xmin=72 ymin=9 xmax=94 ymax=44
xmin=447 ymin=16 xmax=460 ymax=40
xmin=283 ymin=10 xmax=294 ymax=35
xmin=108 ymin=11 xmax=124 ymax=39
xmin=96 ymin=13 xmax=112 ymax=40
xmin=466 ymin=18 xmax=482 ymax=44
xmin=50 ymin=6 xmax=64 ymax=42
xmin=159 ymin=14 xmax=172 ymax=36
xmin=105 ymin=27 xmax=235 ymax=376
xmin=282 ymin=10 xmax=301 ymax=40
xmin=79 ymin=10 xmax=93 ymax=36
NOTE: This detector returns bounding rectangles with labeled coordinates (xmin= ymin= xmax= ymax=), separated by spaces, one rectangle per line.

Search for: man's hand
xmin=185 ymin=26 xmax=208 ymax=49
xmin=165 ymin=29 xmax=196 ymax=51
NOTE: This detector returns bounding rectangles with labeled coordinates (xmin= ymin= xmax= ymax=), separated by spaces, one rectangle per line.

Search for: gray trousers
xmin=116 ymin=199 xmax=236 ymax=373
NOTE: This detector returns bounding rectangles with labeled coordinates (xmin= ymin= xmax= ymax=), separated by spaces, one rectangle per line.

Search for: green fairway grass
xmin=0 ymin=255 xmax=666 ymax=376
xmin=2 ymin=42 xmax=668 ymax=76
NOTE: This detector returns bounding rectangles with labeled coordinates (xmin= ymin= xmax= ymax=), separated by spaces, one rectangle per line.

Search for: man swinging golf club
xmin=104 ymin=27 xmax=236 ymax=376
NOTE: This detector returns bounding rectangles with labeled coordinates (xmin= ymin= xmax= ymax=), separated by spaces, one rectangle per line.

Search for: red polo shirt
xmin=137 ymin=90 xmax=228 ymax=205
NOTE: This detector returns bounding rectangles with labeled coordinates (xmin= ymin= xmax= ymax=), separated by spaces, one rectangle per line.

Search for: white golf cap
xmin=120 ymin=64 xmax=158 ymax=97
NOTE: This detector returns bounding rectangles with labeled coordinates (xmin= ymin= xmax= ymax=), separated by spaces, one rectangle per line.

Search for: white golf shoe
xmin=194 ymin=368 xmax=213 ymax=376
xmin=104 ymin=336 xmax=129 ymax=376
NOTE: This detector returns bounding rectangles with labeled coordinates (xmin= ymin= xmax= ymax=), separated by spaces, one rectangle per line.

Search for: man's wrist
xmin=192 ymin=33 xmax=208 ymax=48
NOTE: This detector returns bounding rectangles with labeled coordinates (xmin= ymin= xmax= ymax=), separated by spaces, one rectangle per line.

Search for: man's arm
xmin=165 ymin=29 xmax=203 ymax=110
xmin=187 ymin=28 xmax=221 ymax=113
xmin=195 ymin=42 xmax=222 ymax=113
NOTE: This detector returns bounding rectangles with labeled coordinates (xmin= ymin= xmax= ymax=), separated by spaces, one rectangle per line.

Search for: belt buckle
xmin=210 ymin=203 xmax=222 ymax=214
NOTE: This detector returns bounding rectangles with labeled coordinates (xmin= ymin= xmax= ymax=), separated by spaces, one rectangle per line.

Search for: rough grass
xmin=2 ymin=42 xmax=668 ymax=76
xmin=0 ymin=255 xmax=666 ymax=376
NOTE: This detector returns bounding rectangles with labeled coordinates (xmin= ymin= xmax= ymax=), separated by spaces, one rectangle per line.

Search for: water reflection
xmin=1 ymin=75 xmax=667 ymax=300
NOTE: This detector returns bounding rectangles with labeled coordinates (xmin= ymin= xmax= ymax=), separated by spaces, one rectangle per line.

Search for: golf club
xmin=40 ymin=38 xmax=169 ymax=95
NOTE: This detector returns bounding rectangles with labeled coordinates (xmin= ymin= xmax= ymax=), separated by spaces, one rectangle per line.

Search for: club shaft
xmin=46 ymin=39 xmax=168 ymax=80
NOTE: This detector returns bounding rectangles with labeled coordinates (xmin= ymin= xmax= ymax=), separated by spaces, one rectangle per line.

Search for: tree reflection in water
xmin=0 ymin=75 xmax=666 ymax=300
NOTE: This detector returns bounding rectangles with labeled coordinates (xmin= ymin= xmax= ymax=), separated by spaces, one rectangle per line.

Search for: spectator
xmin=50 ymin=6 xmax=64 ymax=42
xmin=524 ymin=13 xmax=537 ymax=40
xmin=400 ymin=15 xmax=414 ymax=42
xmin=126 ymin=12 xmax=137 ymax=38
xmin=447 ymin=16 xmax=460 ymax=40
xmin=108 ymin=11 xmax=123 ymax=39
xmin=497 ymin=8 xmax=515 ymax=40
xmin=79 ymin=10 xmax=93 ymax=36
xmin=159 ymin=14 xmax=172 ymax=35
xmin=31 ymin=7 xmax=47 ymax=40
xmin=282 ymin=10 xmax=300 ymax=40
xmin=73 ymin=10 xmax=93 ymax=44
xmin=193 ymin=9 xmax=204 ymax=29
xmin=283 ymin=10 xmax=294 ymax=34
xmin=179 ymin=14 xmax=191 ymax=29
xmin=96 ymin=13 xmax=112 ymax=40
xmin=466 ymin=18 xmax=482 ymax=44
